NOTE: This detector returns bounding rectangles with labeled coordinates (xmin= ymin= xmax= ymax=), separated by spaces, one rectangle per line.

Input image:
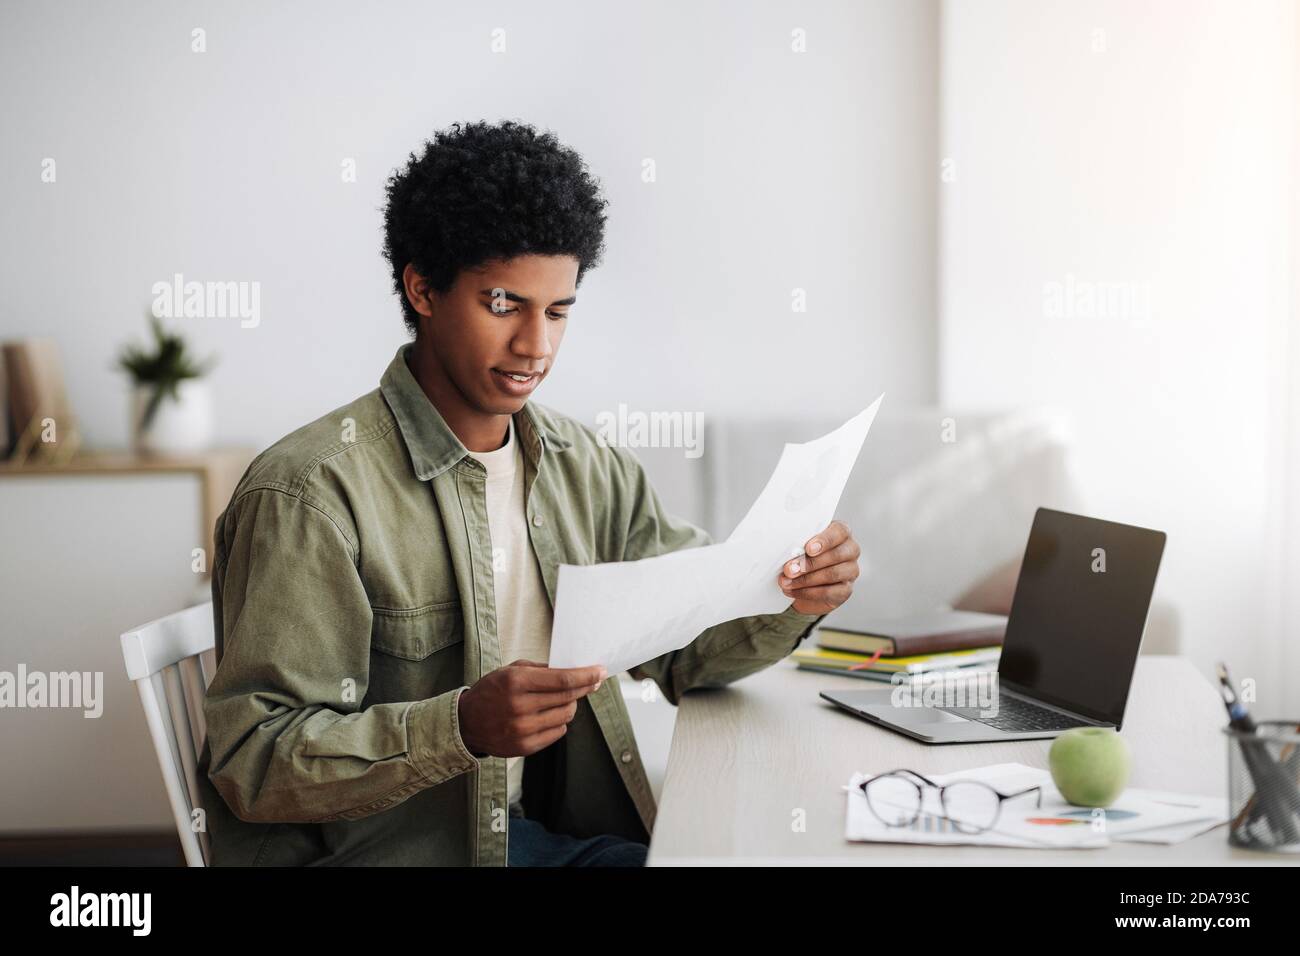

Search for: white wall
xmin=1284 ymin=3 xmax=1300 ymax=719
xmin=0 ymin=0 xmax=938 ymax=451
xmin=938 ymin=0 xmax=1298 ymax=711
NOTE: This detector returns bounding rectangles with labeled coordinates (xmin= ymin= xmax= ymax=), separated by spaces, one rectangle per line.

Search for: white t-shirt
xmin=464 ymin=416 xmax=555 ymax=810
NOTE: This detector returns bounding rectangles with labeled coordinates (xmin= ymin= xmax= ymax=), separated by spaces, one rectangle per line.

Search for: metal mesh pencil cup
xmin=1224 ymin=720 xmax=1300 ymax=853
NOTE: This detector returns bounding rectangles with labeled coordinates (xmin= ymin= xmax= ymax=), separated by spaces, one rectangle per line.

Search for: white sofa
xmin=633 ymin=404 xmax=1082 ymax=618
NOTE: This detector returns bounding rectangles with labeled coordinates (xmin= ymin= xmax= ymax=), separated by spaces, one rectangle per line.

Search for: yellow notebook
xmin=792 ymin=644 xmax=1001 ymax=674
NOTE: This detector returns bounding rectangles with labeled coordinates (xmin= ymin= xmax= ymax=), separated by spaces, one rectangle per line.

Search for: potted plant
xmin=117 ymin=315 xmax=216 ymax=454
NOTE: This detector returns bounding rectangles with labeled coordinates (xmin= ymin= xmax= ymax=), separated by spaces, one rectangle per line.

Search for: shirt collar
xmin=379 ymin=344 xmax=572 ymax=481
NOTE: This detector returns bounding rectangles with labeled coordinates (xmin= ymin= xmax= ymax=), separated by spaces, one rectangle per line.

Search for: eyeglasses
xmin=857 ymin=768 xmax=1042 ymax=835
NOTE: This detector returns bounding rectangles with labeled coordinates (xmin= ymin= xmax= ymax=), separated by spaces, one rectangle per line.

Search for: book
xmin=1 ymin=339 xmax=74 ymax=458
xmin=795 ymin=661 xmax=999 ymax=684
xmin=792 ymin=644 xmax=1002 ymax=675
xmin=815 ymin=609 xmax=1007 ymax=657
xmin=0 ymin=349 xmax=9 ymax=456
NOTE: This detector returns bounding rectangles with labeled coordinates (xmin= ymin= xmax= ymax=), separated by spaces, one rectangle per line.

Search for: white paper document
xmin=548 ymin=395 xmax=884 ymax=675
xmin=843 ymin=763 xmax=1228 ymax=850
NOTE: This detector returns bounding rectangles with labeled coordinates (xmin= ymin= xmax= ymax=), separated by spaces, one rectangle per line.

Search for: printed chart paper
xmin=843 ymin=762 xmax=1227 ymax=849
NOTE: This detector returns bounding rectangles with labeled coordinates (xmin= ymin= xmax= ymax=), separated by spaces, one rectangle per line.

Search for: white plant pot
xmin=131 ymin=380 xmax=214 ymax=454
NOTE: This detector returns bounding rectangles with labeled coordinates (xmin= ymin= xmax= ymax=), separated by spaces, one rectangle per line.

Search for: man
xmin=197 ymin=119 xmax=861 ymax=866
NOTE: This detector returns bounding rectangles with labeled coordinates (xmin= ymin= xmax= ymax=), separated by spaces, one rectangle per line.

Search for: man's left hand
xmin=777 ymin=520 xmax=860 ymax=615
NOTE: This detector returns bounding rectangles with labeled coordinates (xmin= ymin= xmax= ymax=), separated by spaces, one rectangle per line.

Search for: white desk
xmin=648 ymin=656 xmax=1297 ymax=865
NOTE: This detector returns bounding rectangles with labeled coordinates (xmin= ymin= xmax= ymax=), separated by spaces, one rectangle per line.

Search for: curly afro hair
xmin=382 ymin=119 xmax=609 ymax=335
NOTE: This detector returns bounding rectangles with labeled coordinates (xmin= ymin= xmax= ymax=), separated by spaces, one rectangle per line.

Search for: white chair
xmin=120 ymin=602 xmax=216 ymax=867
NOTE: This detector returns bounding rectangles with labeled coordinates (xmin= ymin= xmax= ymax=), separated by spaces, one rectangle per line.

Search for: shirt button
xmin=620 ymin=750 xmax=633 ymax=764
xmin=532 ymin=514 xmax=544 ymax=527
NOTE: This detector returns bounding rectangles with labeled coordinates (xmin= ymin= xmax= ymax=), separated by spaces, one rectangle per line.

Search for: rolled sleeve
xmin=406 ymin=686 xmax=480 ymax=783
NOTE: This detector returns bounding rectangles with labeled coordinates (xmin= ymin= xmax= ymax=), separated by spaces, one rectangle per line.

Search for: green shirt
xmin=197 ymin=344 xmax=825 ymax=865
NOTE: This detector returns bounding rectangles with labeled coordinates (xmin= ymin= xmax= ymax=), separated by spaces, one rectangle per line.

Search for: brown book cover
xmin=816 ymin=609 xmax=1007 ymax=657
xmin=3 ymin=339 xmax=74 ymax=455
xmin=0 ymin=347 xmax=9 ymax=456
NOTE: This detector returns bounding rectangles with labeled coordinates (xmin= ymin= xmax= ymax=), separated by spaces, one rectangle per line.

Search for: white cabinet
xmin=0 ymin=452 xmax=249 ymax=832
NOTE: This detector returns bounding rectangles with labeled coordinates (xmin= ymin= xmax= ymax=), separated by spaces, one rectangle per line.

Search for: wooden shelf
xmin=0 ymin=448 xmax=253 ymax=477
xmin=0 ymin=448 xmax=256 ymax=573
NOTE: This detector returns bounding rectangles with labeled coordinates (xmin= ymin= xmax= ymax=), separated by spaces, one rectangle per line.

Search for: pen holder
xmin=1224 ymin=720 xmax=1300 ymax=853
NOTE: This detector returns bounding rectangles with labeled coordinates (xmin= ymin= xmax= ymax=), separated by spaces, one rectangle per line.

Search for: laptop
xmin=819 ymin=508 xmax=1166 ymax=744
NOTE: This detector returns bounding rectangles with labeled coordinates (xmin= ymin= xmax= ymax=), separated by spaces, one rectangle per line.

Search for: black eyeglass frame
xmin=857 ymin=768 xmax=1043 ymax=834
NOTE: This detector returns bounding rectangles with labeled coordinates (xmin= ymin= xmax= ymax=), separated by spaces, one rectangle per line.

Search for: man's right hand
xmin=456 ymin=660 xmax=607 ymax=758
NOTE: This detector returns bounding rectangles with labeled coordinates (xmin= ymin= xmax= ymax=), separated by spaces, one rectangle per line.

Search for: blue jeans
xmin=507 ymin=815 xmax=648 ymax=867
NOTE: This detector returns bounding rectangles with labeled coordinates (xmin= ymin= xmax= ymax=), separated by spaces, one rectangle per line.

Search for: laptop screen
xmin=999 ymin=508 xmax=1166 ymax=728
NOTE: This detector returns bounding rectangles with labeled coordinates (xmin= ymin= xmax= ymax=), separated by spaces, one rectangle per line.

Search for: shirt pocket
xmin=367 ymin=601 xmax=466 ymax=704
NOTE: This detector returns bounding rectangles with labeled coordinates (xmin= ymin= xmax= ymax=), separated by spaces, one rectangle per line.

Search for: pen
xmin=1217 ymin=663 xmax=1300 ymax=844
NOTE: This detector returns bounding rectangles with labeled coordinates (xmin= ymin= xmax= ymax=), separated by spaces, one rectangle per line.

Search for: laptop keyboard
xmin=942 ymin=695 xmax=1090 ymax=733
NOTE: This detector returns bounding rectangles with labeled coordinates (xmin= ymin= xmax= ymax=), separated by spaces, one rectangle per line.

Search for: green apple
xmin=1049 ymin=727 xmax=1131 ymax=807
